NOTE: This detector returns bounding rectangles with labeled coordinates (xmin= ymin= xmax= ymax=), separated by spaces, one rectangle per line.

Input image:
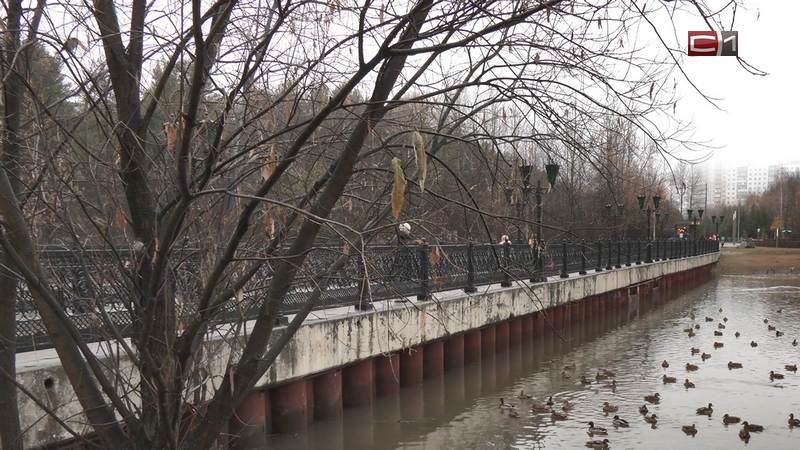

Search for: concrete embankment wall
xmin=19 ymin=253 xmax=717 ymax=449
xmin=231 ymin=253 xmax=717 ymax=446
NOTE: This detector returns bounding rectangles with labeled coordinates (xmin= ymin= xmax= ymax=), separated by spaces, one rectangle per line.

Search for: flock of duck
xmin=497 ymin=307 xmax=800 ymax=448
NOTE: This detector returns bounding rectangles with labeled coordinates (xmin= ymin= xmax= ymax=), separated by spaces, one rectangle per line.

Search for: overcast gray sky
xmin=677 ymin=1 xmax=799 ymax=167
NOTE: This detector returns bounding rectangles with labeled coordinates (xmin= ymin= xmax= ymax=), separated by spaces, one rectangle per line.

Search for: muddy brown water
xmin=265 ymin=274 xmax=800 ymax=449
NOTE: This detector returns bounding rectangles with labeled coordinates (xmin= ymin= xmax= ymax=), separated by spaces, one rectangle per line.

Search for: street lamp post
xmin=712 ymin=215 xmax=724 ymax=238
xmin=606 ymin=203 xmax=624 ymax=268
xmin=637 ymin=193 xmax=661 ymax=263
xmin=528 ymin=162 xmax=560 ymax=282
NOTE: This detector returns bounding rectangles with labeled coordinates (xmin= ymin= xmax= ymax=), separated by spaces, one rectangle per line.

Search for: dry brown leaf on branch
xmin=62 ymin=37 xmax=85 ymax=52
xmin=163 ymin=122 xmax=177 ymax=155
xmin=113 ymin=207 xmax=127 ymax=229
xmin=429 ymin=245 xmax=441 ymax=268
xmin=262 ymin=209 xmax=275 ymax=238
xmin=534 ymin=52 xmax=540 ymax=64
xmin=262 ymin=145 xmax=278 ymax=180
xmin=412 ymin=130 xmax=427 ymax=193
xmin=597 ymin=17 xmax=602 ymax=29
xmin=390 ymin=157 xmax=405 ymax=220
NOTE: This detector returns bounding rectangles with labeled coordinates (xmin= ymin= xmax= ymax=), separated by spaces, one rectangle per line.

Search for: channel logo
xmin=688 ymin=31 xmax=738 ymax=56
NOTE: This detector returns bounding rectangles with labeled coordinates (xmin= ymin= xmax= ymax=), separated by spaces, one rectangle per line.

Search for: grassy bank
xmin=717 ymin=246 xmax=800 ymax=275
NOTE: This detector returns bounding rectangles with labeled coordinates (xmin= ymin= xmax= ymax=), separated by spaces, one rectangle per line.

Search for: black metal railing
xmin=12 ymin=239 xmax=719 ymax=352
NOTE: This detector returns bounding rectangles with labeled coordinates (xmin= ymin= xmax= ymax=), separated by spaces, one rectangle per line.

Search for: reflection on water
xmin=267 ymin=274 xmax=800 ymax=450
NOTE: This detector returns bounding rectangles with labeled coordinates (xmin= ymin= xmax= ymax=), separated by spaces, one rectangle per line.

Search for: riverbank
xmin=717 ymin=246 xmax=800 ymax=275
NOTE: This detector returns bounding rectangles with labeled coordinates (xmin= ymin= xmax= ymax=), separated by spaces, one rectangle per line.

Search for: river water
xmin=266 ymin=274 xmax=800 ymax=449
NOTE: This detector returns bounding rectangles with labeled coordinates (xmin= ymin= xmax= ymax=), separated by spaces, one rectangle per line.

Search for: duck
xmin=683 ymin=327 xmax=693 ymax=333
xmin=705 ymin=317 xmax=714 ymax=322
xmin=719 ymin=307 xmax=723 ymax=313
xmin=770 ymin=370 xmax=785 ymax=381
xmin=684 ymin=379 xmax=696 ymax=389
xmin=701 ymin=353 xmax=711 ymax=361
xmin=500 ymin=398 xmax=517 ymax=410
xmin=562 ymin=401 xmax=574 ymax=412
xmin=562 ymin=371 xmax=572 ymax=380
xmin=696 ymin=403 xmax=713 ymax=416
xmin=682 ymin=424 xmax=698 ymax=435
xmin=742 ymin=421 xmax=764 ymax=432
xmin=768 ymin=324 xmax=776 ymax=331
xmin=778 ymin=308 xmax=783 ymax=313
xmin=595 ymin=371 xmax=609 ymax=381
xmin=739 ymin=425 xmax=750 ymax=442
xmin=764 ymin=318 xmax=769 ymax=324
xmin=714 ymin=330 xmax=723 ymax=336
xmin=508 ymin=409 xmax=521 ymax=418
xmin=639 ymin=404 xmax=649 ymax=414
xmin=644 ymin=413 xmax=658 ymax=425
xmin=546 ymin=396 xmax=555 ymax=407
xmin=603 ymin=380 xmax=617 ymax=391
xmin=723 ymin=317 xmax=728 ymax=322
xmin=518 ymin=390 xmax=533 ymax=400
xmin=713 ymin=342 xmax=724 ymax=349
xmin=688 ymin=329 xmax=696 ymax=337
xmin=686 ymin=363 xmax=699 ymax=371
xmin=661 ymin=359 xmax=670 ymax=369
xmin=793 ymin=339 xmax=798 ymax=347
xmin=751 ymin=341 xmax=758 ymax=348
xmin=777 ymin=330 xmax=784 ymax=337
xmin=585 ymin=439 xmax=610 ymax=449
xmin=600 ymin=369 xmax=617 ymax=378
xmin=662 ymin=374 xmax=677 ymax=384
xmin=723 ymin=414 xmax=741 ymax=425
xmin=728 ymin=361 xmax=743 ymax=369
xmin=694 ymin=324 xmax=700 ymax=330
xmin=788 ymin=413 xmax=800 ymax=428
xmin=580 ymin=375 xmax=592 ymax=385
xmin=691 ymin=347 xmax=700 ymax=354
xmin=735 ymin=331 xmax=741 ymax=338
xmin=690 ymin=313 xmax=696 ymax=320
xmin=530 ymin=401 xmax=549 ymax=413
xmin=785 ymin=364 xmax=797 ymax=372
xmin=612 ymin=415 xmax=629 ymax=428
xmin=602 ymin=402 xmax=618 ymax=413
xmin=718 ymin=323 xmax=726 ymax=329
xmin=587 ymin=421 xmax=608 ymax=435
xmin=551 ymin=410 xmax=568 ymax=421
xmin=644 ymin=393 xmax=660 ymax=404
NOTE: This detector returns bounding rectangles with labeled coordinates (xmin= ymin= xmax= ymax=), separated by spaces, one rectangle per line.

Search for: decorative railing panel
xmin=12 ymin=239 xmax=719 ymax=352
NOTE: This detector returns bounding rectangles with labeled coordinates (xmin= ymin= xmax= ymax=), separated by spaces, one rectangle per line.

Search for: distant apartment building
xmin=709 ymin=161 xmax=800 ymax=206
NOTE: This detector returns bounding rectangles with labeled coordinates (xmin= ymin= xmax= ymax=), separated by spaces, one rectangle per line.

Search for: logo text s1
xmin=688 ymin=31 xmax=738 ymax=56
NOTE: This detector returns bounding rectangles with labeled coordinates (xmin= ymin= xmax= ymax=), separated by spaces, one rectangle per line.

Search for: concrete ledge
xmin=260 ymin=253 xmax=718 ymax=386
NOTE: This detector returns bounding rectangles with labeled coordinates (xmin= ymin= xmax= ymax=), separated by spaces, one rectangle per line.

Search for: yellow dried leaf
xmin=429 ymin=245 xmax=441 ymax=268
xmin=163 ymin=122 xmax=177 ymax=155
xmin=412 ymin=131 xmax=427 ymax=193
xmin=390 ymin=157 xmax=405 ymax=220
xmin=262 ymin=210 xmax=274 ymax=237
xmin=262 ymin=145 xmax=278 ymax=180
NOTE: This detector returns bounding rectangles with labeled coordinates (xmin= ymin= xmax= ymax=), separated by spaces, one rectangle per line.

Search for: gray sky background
xmin=677 ymin=1 xmax=799 ymax=167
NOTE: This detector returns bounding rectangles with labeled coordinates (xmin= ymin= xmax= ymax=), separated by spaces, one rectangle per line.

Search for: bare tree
xmin=0 ymin=0 xmax=758 ymax=448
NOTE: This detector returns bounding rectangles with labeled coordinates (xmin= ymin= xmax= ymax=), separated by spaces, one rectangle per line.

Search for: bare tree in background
xmin=0 ymin=0 xmax=760 ymax=449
